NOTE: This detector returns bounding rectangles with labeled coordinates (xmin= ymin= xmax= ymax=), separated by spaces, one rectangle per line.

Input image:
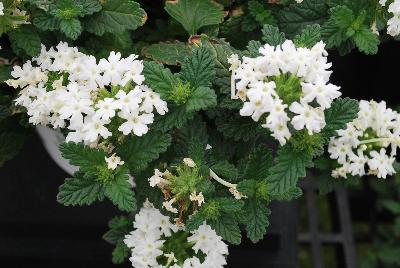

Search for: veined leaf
xmin=142 ymin=42 xmax=192 ymax=66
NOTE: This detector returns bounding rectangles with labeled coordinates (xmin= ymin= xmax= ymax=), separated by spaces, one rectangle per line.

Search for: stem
xmin=358 ymin=137 xmax=400 ymax=145
xmin=209 ymin=169 xmax=237 ymax=188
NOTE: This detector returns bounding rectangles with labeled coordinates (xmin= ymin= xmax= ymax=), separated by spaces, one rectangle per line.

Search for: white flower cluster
xmin=124 ymin=202 xmax=228 ymax=268
xmin=380 ymin=0 xmax=400 ymax=36
xmin=6 ymin=42 xmax=168 ymax=144
xmin=229 ymin=40 xmax=341 ymax=145
xmin=329 ymin=100 xmax=400 ymax=179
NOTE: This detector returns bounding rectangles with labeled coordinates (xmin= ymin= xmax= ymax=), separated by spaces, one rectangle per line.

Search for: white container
xmin=36 ymin=126 xmax=78 ymax=176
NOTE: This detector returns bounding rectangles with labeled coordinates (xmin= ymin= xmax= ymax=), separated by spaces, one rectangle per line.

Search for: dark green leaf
xmin=8 ymin=25 xmax=41 ymax=57
xmin=143 ymin=61 xmax=177 ymax=99
xmin=261 ymin=24 xmax=286 ymax=46
xmin=104 ymin=172 xmax=136 ymax=212
xmin=294 ymin=24 xmax=321 ymax=48
xmin=59 ymin=18 xmax=82 ymax=40
xmin=142 ymin=42 xmax=192 ymax=66
xmin=186 ymin=86 xmax=217 ymax=112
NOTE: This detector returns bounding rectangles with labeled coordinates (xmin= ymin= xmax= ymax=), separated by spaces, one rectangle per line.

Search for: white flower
xmin=162 ymin=198 xmax=178 ymax=214
xmin=148 ymin=169 xmax=165 ymax=187
xmin=183 ymin=158 xmax=196 ymax=167
xmin=188 ymin=222 xmax=228 ymax=256
xmin=329 ymin=100 xmax=400 ymax=179
xmin=81 ymin=116 xmax=112 ymax=143
xmin=95 ymin=98 xmax=118 ymax=120
xmin=118 ymin=110 xmax=154 ymax=136
xmin=289 ymin=102 xmax=326 ymax=134
xmin=301 ymin=77 xmax=341 ymax=109
xmin=189 ymin=192 xmax=205 ymax=207
xmin=0 ymin=2 xmax=4 ymax=16
xmin=105 ymin=153 xmax=125 ymax=170
xmin=140 ymin=86 xmax=168 ymax=115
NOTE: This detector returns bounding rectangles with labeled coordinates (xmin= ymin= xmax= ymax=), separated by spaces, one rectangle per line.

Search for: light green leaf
xmin=84 ymin=0 xmax=147 ymax=36
xmin=266 ymin=145 xmax=313 ymax=195
xmin=261 ymin=24 xmax=286 ymax=46
xmin=117 ymin=132 xmax=171 ymax=172
xmin=59 ymin=18 xmax=82 ymax=40
xmin=294 ymin=24 xmax=321 ymax=48
xmin=76 ymin=0 xmax=102 ymax=16
xmin=142 ymin=42 xmax=192 ymax=66
xmin=165 ymin=0 xmax=224 ymax=35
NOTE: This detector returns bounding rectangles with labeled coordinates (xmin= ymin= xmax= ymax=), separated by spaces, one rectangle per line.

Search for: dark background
xmin=0 ymin=41 xmax=399 ymax=267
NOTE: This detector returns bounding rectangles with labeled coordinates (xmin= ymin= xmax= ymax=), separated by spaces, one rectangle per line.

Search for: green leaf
xmin=142 ymin=42 xmax=192 ymax=66
xmin=8 ymin=25 xmax=41 ymax=57
xmin=33 ymin=11 xmax=60 ymax=30
xmin=211 ymin=161 xmax=239 ymax=182
xmin=186 ymin=212 xmax=206 ymax=232
xmin=164 ymin=0 xmax=224 ymax=35
xmin=321 ymin=5 xmax=355 ymax=48
xmin=237 ymin=179 xmax=257 ymax=197
xmin=104 ymin=171 xmax=136 ymax=212
xmin=215 ymin=113 xmax=265 ymax=142
xmin=266 ymin=145 xmax=313 ymax=195
xmin=353 ymin=26 xmax=379 ymax=55
xmin=382 ymin=200 xmax=400 ymax=215
xmin=180 ymin=46 xmax=215 ymax=89
xmin=76 ymin=0 xmax=102 ymax=16
xmin=153 ymin=105 xmax=195 ymax=132
xmin=261 ymin=24 xmax=286 ymax=46
xmin=57 ymin=173 xmax=104 ymax=206
xmin=59 ymin=142 xmax=106 ymax=172
xmin=117 ymin=132 xmax=171 ymax=173
xmin=247 ymin=40 xmax=262 ymax=57
xmin=0 ymin=132 xmax=25 ymax=164
xmin=278 ymin=0 xmax=329 ymax=37
xmin=210 ymin=215 xmax=241 ymax=245
xmin=143 ymin=61 xmax=177 ymax=99
xmin=103 ymin=216 xmax=131 ymax=244
xmin=243 ymin=198 xmax=270 ymax=243
xmin=248 ymin=0 xmax=276 ymax=26
xmin=294 ymin=24 xmax=321 ymax=48
xmin=0 ymin=66 xmax=12 ymax=83
xmin=243 ymin=145 xmax=273 ymax=181
xmin=112 ymin=241 xmax=130 ymax=264
xmin=270 ymin=186 xmax=303 ymax=201
xmin=59 ymin=18 xmax=82 ymax=40
xmin=322 ymin=97 xmax=359 ymax=138
xmin=216 ymin=198 xmax=244 ymax=213
xmin=84 ymin=0 xmax=147 ymax=36
xmin=186 ymin=86 xmax=217 ymax=112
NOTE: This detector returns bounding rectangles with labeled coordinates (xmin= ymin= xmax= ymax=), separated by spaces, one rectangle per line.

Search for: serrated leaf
xmin=117 ymin=132 xmax=171 ymax=172
xmin=180 ymin=46 xmax=215 ymax=89
xmin=237 ymin=179 xmax=257 ymax=197
xmin=104 ymin=172 xmax=136 ymax=212
xmin=164 ymin=0 xmax=224 ymax=35
xmin=153 ymin=105 xmax=195 ymax=132
xmin=266 ymin=145 xmax=313 ymax=195
xmin=244 ymin=198 xmax=270 ymax=243
xmin=216 ymin=198 xmax=244 ymax=213
xmin=278 ymin=0 xmax=329 ymax=37
xmin=76 ymin=0 xmax=102 ymax=16
xmin=248 ymin=0 xmax=276 ymax=26
xmin=57 ymin=174 xmax=103 ymax=206
xmin=215 ymin=113 xmax=265 ymax=142
xmin=354 ymin=26 xmax=379 ymax=55
xmin=186 ymin=86 xmax=217 ymax=112
xmin=243 ymin=145 xmax=273 ymax=181
xmin=322 ymin=97 xmax=359 ymax=138
xmin=33 ymin=10 xmax=60 ymax=30
xmin=8 ymin=25 xmax=41 ymax=57
xmin=142 ymin=42 xmax=192 ymax=66
xmin=84 ymin=0 xmax=147 ymax=36
xmin=59 ymin=142 xmax=106 ymax=172
xmin=59 ymin=18 xmax=82 ymax=40
xmin=211 ymin=161 xmax=238 ymax=182
xmin=210 ymin=214 xmax=241 ymax=245
xmin=270 ymin=186 xmax=303 ymax=201
xmin=186 ymin=212 xmax=206 ymax=232
xmin=294 ymin=24 xmax=321 ymax=48
xmin=103 ymin=216 xmax=130 ymax=244
xmin=112 ymin=241 xmax=130 ymax=264
xmin=0 ymin=66 xmax=12 ymax=83
xmin=261 ymin=24 xmax=286 ymax=46
xmin=321 ymin=5 xmax=355 ymax=48
xmin=247 ymin=40 xmax=262 ymax=57
xmin=143 ymin=61 xmax=177 ymax=99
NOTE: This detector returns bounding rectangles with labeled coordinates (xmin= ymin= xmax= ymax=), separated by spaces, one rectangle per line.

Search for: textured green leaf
xmin=143 ymin=61 xmax=177 ymax=99
xmin=59 ymin=18 xmax=82 ymax=40
xmin=57 ymin=174 xmax=104 ymax=206
xmin=211 ymin=161 xmax=239 ymax=182
xmin=210 ymin=215 xmax=241 ymax=245
xmin=270 ymin=186 xmax=303 ymax=201
xmin=354 ymin=26 xmax=379 ymax=55
xmin=186 ymin=86 xmax=217 ymax=112
xmin=321 ymin=5 xmax=355 ymax=48
xmin=0 ymin=66 xmax=12 ymax=83
xmin=261 ymin=24 xmax=286 ymax=46
xmin=59 ymin=142 xmax=106 ymax=172
xmin=294 ymin=24 xmax=321 ymax=48
xmin=103 ymin=216 xmax=131 ymax=244
xmin=215 ymin=113 xmax=265 ymax=142
xmin=237 ymin=179 xmax=257 ymax=197
xmin=243 ymin=145 xmax=273 ymax=181
xmin=266 ymin=145 xmax=313 ymax=195
xmin=278 ymin=0 xmax=329 ymax=37
xmin=216 ymin=198 xmax=244 ymax=213
xmin=8 ymin=25 xmax=41 ymax=57
xmin=244 ymin=198 xmax=270 ymax=243
xmin=76 ymin=0 xmax=102 ymax=16
xmin=104 ymin=172 xmax=136 ymax=212
xmin=112 ymin=241 xmax=130 ymax=264
xmin=186 ymin=212 xmax=206 ymax=232
xmin=322 ymin=98 xmax=359 ymax=138
xmin=247 ymin=40 xmax=262 ymax=57
xmin=117 ymin=132 xmax=171 ymax=172
xmin=0 ymin=132 xmax=25 ymax=164
xmin=142 ymin=42 xmax=192 ymax=66
xmin=180 ymin=46 xmax=215 ymax=89
xmin=248 ymin=0 xmax=276 ymax=26
xmin=164 ymin=0 xmax=224 ymax=35
xmin=153 ymin=105 xmax=195 ymax=132
xmin=33 ymin=11 xmax=60 ymax=30
xmin=84 ymin=0 xmax=147 ymax=36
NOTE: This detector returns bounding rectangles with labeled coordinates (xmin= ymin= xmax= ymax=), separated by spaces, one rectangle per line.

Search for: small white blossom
xmin=105 ymin=153 xmax=125 ymax=170
xmin=162 ymin=198 xmax=178 ymax=214
xmin=0 ymin=2 xmax=4 ymax=16
xmin=189 ymin=192 xmax=205 ymax=207
xmin=183 ymin=157 xmax=196 ymax=168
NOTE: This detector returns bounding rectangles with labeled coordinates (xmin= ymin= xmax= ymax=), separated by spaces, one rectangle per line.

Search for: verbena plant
xmin=1 ymin=0 xmax=400 ymax=267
